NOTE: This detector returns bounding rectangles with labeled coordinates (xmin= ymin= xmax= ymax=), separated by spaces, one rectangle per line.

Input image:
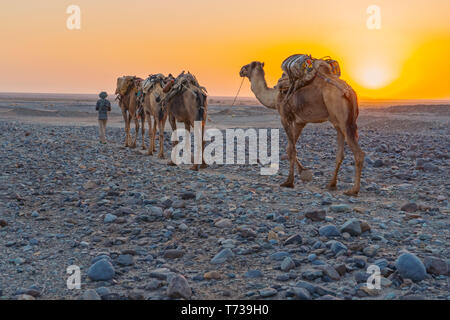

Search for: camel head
xmin=240 ymin=61 xmax=265 ymax=79
xmin=116 ymin=75 xmax=136 ymax=95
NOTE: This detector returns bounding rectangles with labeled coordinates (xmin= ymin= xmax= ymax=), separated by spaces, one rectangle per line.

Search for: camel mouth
xmin=239 ymin=67 xmax=248 ymax=78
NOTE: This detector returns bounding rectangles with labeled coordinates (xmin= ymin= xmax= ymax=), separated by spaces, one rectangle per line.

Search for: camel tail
xmin=346 ymin=88 xmax=359 ymax=141
xmin=158 ymin=107 xmax=165 ymax=121
xmin=195 ymin=91 xmax=207 ymax=122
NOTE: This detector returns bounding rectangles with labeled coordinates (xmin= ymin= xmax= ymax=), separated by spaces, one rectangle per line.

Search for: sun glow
xmin=359 ymin=66 xmax=392 ymax=89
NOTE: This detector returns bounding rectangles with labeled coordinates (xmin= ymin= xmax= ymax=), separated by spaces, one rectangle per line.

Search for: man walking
xmin=96 ymin=91 xmax=111 ymax=144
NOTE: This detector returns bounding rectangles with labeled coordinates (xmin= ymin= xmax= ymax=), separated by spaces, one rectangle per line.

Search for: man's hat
xmin=99 ymin=91 xmax=108 ymax=99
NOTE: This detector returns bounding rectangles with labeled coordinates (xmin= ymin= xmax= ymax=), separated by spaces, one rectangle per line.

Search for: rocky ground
xmin=0 ymin=104 xmax=449 ymax=300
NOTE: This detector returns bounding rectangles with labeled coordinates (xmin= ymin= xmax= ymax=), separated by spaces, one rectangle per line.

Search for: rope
xmin=230 ymin=77 xmax=245 ymax=108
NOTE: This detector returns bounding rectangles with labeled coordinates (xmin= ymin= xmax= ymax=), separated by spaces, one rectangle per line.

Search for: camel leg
xmin=200 ymin=119 xmax=207 ymax=169
xmin=147 ymin=114 xmax=153 ymax=156
xmin=127 ymin=114 xmax=135 ymax=148
xmin=158 ymin=113 xmax=167 ymax=159
xmin=292 ymin=123 xmax=306 ymax=175
xmin=344 ymin=134 xmax=365 ymax=196
xmin=152 ymin=117 xmax=158 ymax=153
xmin=186 ymin=122 xmax=198 ymax=171
xmin=280 ymin=120 xmax=296 ymax=188
xmin=122 ymin=109 xmax=129 ymax=147
xmin=327 ymin=128 xmax=345 ymax=190
xmin=130 ymin=116 xmax=139 ymax=148
xmin=141 ymin=116 xmax=146 ymax=150
xmin=167 ymin=115 xmax=178 ymax=166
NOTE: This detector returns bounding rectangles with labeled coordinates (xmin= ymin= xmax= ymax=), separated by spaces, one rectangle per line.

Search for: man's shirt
xmin=96 ymin=98 xmax=111 ymax=120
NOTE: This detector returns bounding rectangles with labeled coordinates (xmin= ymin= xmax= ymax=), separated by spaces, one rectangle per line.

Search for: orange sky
xmin=0 ymin=0 xmax=449 ymax=99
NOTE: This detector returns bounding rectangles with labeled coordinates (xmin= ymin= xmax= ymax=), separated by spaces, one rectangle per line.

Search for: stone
xmin=292 ymin=287 xmax=311 ymax=300
xmin=259 ymin=288 xmax=277 ymax=298
xmin=215 ymin=219 xmax=232 ymax=228
xmin=354 ymin=271 xmax=370 ymax=283
xmin=330 ymin=204 xmax=351 ymax=213
xmin=104 ymin=213 xmax=117 ymax=223
xmin=401 ymin=203 xmax=418 ymax=213
xmin=284 ymin=233 xmax=302 ymax=245
xmin=280 ymin=257 xmax=295 ymax=272
xmin=317 ymin=265 xmax=340 ymax=280
xmin=167 ymin=275 xmax=192 ymax=299
xmin=363 ymin=245 xmax=379 ymax=258
xmin=149 ymin=268 xmax=174 ymax=280
xmin=244 ymin=270 xmax=263 ymax=278
xmin=180 ymin=192 xmax=196 ymax=200
xmin=305 ymin=210 xmax=326 ymax=222
xmin=87 ymin=259 xmax=115 ymax=281
xmin=267 ymin=230 xmax=279 ymax=242
xmin=116 ymin=254 xmax=134 ymax=266
xmin=319 ymin=225 xmax=340 ymax=237
xmin=299 ymin=170 xmax=313 ymax=182
xmin=0 ymin=219 xmax=7 ymax=227
xmin=330 ymin=241 xmax=348 ymax=255
xmin=83 ymin=289 xmax=101 ymax=300
xmin=302 ymin=269 xmax=323 ymax=281
xmin=270 ymin=251 xmax=290 ymax=261
xmin=334 ymin=264 xmax=347 ymax=276
xmin=360 ymin=221 xmax=371 ymax=233
xmin=423 ymin=256 xmax=448 ymax=275
xmin=373 ymin=159 xmax=384 ymax=168
xmin=339 ymin=219 xmax=362 ymax=236
xmin=211 ymin=248 xmax=234 ymax=264
xmin=163 ymin=249 xmax=185 ymax=259
xmin=395 ymin=253 xmax=427 ymax=282
xmin=204 ymin=271 xmax=222 ymax=280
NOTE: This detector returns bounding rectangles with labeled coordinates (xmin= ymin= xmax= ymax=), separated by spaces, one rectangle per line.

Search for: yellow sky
xmin=0 ymin=0 xmax=449 ymax=99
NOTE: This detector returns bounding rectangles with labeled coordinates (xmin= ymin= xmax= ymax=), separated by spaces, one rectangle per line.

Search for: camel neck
xmin=249 ymin=71 xmax=277 ymax=109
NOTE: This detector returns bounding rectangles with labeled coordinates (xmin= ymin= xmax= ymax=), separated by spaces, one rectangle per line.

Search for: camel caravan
xmin=114 ymin=53 xmax=364 ymax=195
xmin=115 ymin=72 xmax=208 ymax=170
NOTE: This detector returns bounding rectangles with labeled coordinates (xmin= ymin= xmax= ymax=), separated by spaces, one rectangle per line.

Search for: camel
xmin=140 ymin=74 xmax=170 ymax=158
xmin=161 ymin=72 xmax=208 ymax=171
xmin=239 ymin=61 xmax=365 ymax=196
xmin=115 ymin=76 xmax=145 ymax=148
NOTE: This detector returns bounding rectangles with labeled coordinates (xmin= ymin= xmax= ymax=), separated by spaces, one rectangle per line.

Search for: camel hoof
xmin=147 ymin=151 xmax=153 ymax=156
xmin=280 ymin=181 xmax=294 ymax=188
xmin=190 ymin=165 xmax=199 ymax=171
xmin=327 ymin=183 xmax=337 ymax=191
xmin=168 ymin=161 xmax=177 ymax=167
xmin=158 ymin=154 xmax=165 ymax=159
xmin=200 ymin=164 xmax=208 ymax=169
xmin=141 ymin=146 xmax=146 ymax=150
xmin=344 ymin=189 xmax=359 ymax=197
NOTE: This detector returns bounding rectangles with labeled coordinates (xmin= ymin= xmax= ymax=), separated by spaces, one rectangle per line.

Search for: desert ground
xmin=0 ymin=93 xmax=448 ymax=300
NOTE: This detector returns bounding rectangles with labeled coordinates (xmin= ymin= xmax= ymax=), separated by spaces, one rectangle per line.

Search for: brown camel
xmin=239 ymin=61 xmax=365 ymax=196
xmin=161 ymin=72 xmax=208 ymax=171
xmin=141 ymin=74 xmax=170 ymax=158
xmin=115 ymin=76 xmax=144 ymax=148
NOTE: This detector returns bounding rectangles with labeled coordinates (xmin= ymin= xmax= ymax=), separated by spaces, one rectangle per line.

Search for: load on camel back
xmin=136 ymin=73 xmax=167 ymax=116
xmin=162 ymin=71 xmax=208 ymax=106
xmin=161 ymin=71 xmax=209 ymax=171
xmin=276 ymin=54 xmax=349 ymax=100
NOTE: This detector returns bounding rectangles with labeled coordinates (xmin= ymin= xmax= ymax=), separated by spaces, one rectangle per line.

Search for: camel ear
xmin=261 ymin=62 xmax=265 ymax=68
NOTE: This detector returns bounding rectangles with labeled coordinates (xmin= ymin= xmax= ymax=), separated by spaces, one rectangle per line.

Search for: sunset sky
xmin=0 ymin=0 xmax=449 ymax=99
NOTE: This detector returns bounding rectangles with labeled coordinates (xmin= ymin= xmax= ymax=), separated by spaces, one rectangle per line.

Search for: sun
xmin=359 ymin=66 xmax=391 ymax=89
